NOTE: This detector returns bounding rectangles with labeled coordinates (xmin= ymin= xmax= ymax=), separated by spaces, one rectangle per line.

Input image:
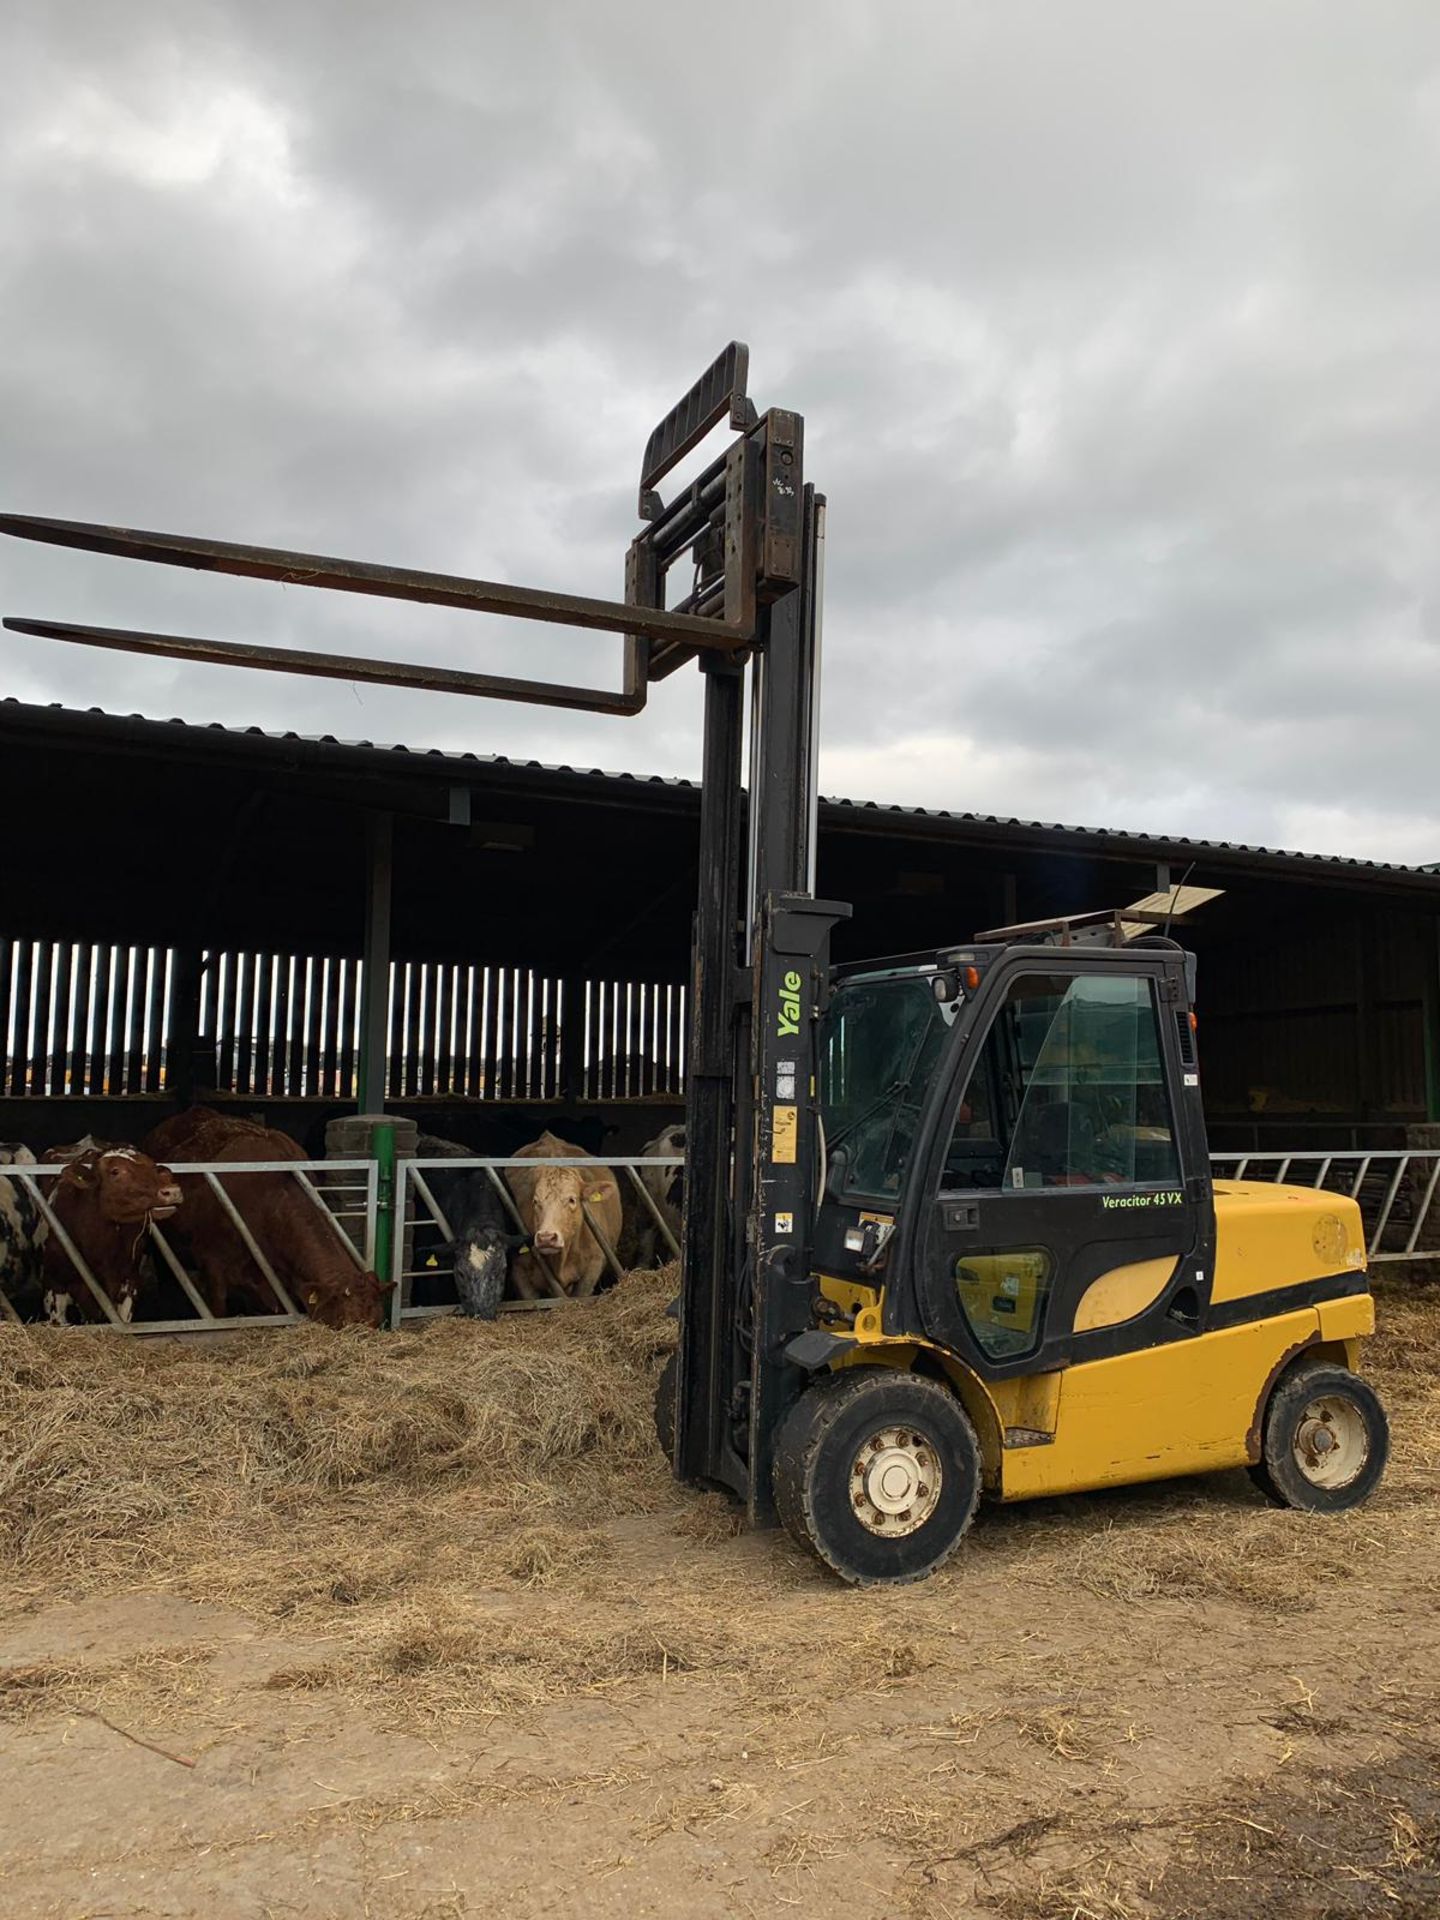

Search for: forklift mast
xmin=0 ymin=345 xmax=845 ymax=1523
xmin=678 ymin=507 xmax=851 ymax=1512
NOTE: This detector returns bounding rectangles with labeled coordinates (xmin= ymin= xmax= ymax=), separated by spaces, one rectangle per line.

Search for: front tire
xmin=773 ymin=1369 xmax=981 ymax=1585
xmin=1251 ymin=1363 xmax=1389 ymax=1513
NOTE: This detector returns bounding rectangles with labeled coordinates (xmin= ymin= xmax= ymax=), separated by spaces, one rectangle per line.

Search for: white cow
xmin=625 ymin=1123 xmax=685 ymax=1270
xmin=0 ymin=1145 xmax=47 ymax=1320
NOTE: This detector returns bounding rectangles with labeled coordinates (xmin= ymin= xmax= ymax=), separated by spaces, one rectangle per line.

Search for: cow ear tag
xmin=588 ymin=1188 xmax=605 ymax=1201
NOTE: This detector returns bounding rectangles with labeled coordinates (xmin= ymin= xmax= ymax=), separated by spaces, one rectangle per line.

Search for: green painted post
xmin=373 ymin=1120 xmax=399 ymax=1330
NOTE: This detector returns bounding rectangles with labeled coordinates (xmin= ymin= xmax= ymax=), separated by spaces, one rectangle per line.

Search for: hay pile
xmin=0 ymin=1266 xmax=678 ymax=1618
xmin=0 ymin=1268 xmax=1436 ymax=1733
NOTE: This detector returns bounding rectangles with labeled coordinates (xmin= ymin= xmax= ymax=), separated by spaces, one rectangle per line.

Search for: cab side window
xmin=943 ymin=973 xmax=1180 ymax=1192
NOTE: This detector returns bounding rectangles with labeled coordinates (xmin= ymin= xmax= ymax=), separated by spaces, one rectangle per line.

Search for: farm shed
xmin=4 ymin=695 xmax=1440 ymax=1158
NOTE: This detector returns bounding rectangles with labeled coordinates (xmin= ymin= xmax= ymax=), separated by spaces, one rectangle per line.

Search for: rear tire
xmin=1253 ymin=1363 xmax=1388 ymax=1514
xmin=773 ymin=1368 xmax=981 ymax=1585
xmin=654 ymin=1351 xmax=678 ymax=1461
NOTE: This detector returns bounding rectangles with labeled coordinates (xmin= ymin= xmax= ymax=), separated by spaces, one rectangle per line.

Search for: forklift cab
xmin=816 ymin=934 xmax=1214 ymax=1381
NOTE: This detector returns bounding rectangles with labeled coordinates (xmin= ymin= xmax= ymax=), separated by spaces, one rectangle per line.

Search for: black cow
xmin=414 ymin=1135 xmax=525 ymax=1320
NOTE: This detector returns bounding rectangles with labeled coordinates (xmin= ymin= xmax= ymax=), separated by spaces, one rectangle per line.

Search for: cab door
xmin=916 ymin=953 xmax=1213 ymax=1377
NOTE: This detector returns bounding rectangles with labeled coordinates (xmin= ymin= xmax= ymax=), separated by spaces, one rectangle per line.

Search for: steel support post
xmin=168 ymin=945 xmax=205 ymax=1108
xmin=358 ymin=811 xmax=394 ymax=1113
xmin=1425 ymin=921 xmax=1440 ymax=1124
xmin=558 ymin=974 xmax=586 ymax=1104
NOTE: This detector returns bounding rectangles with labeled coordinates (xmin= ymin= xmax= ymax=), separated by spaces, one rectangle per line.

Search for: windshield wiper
xmin=826 ymin=1080 xmax=905 ymax=1152
xmin=874 ymin=1029 xmax=945 ymax=1183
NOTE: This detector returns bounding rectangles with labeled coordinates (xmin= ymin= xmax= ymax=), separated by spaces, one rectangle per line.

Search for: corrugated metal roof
xmin=5 ymin=697 xmax=1438 ymax=885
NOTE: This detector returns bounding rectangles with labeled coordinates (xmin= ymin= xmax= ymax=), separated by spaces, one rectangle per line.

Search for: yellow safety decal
xmin=772 ymin=1105 xmax=798 ymax=1163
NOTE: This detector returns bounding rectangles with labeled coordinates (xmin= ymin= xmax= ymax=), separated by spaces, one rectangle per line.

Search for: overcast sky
xmin=3 ymin=2 xmax=1438 ymax=860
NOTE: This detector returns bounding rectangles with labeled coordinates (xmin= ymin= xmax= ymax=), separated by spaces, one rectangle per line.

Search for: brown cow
xmin=505 ymin=1132 xmax=623 ymax=1297
xmin=41 ymin=1146 xmax=182 ymax=1325
xmin=141 ymin=1108 xmax=388 ymax=1330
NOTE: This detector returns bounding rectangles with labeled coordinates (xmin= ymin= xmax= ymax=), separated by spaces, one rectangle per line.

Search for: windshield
xmin=820 ymin=976 xmax=953 ymax=1198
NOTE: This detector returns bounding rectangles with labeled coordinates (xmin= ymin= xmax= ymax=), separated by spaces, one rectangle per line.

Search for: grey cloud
xmin=2 ymin=0 xmax=1439 ymax=858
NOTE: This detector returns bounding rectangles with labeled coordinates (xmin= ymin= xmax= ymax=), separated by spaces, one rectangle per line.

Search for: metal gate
xmin=0 ymin=1157 xmax=378 ymax=1331
xmin=391 ymin=1153 xmax=684 ymax=1327
xmin=1211 ymin=1150 xmax=1440 ymax=1263
xmin=5 ymin=1145 xmax=1434 ymax=1335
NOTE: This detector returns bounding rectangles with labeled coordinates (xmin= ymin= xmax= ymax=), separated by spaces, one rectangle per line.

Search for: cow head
xmin=302 ymin=1269 xmax=393 ymax=1330
xmin=64 ymin=1147 xmax=183 ymax=1224
xmin=452 ymin=1225 xmax=526 ymax=1320
xmin=528 ymin=1166 xmax=611 ymax=1287
xmin=646 ymin=1125 xmax=686 ymax=1215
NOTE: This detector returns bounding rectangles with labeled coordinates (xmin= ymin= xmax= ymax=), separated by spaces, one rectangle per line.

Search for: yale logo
xmin=777 ymin=968 xmax=803 ymax=1037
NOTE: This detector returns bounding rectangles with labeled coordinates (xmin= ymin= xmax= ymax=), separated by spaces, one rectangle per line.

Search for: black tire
xmin=773 ymin=1368 xmax=982 ymax=1585
xmin=654 ymin=1350 xmax=678 ymax=1461
xmin=1254 ymin=1362 xmax=1389 ymax=1514
xmin=1246 ymin=1457 xmax=1284 ymax=1507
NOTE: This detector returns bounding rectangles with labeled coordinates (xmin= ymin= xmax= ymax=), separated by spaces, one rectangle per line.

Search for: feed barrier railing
xmin=1210 ymin=1150 xmax=1440 ymax=1263
xmin=391 ymin=1154 xmax=684 ymax=1328
xmin=8 ymin=1145 xmax=1431 ymax=1334
xmin=0 ymin=1158 xmax=378 ymax=1331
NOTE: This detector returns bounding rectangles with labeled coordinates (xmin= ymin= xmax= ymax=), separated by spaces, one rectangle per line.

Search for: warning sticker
xmin=772 ymin=1105 xmax=798 ymax=1164
xmin=774 ymin=1211 xmax=794 ymax=1235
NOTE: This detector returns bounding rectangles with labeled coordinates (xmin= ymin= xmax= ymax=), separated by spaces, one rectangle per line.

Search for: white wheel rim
xmin=849 ymin=1426 xmax=942 ymax=1537
xmin=1292 ymin=1394 xmax=1369 ymax=1491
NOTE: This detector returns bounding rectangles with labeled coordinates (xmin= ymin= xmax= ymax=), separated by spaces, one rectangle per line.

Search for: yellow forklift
xmin=2 ymin=346 xmax=1389 ymax=1587
xmin=766 ymin=910 xmax=1387 ymax=1583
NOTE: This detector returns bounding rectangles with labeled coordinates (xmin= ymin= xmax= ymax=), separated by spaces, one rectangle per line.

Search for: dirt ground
xmin=1 ymin=1276 xmax=1436 ymax=1920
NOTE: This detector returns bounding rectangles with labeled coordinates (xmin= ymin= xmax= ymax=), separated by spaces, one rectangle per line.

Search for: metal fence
xmin=390 ymin=1154 xmax=684 ymax=1328
xmin=6 ymin=1144 xmax=1436 ymax=1337
xmin=577 ymin=982 xmax=687 ymax=1100
xmin=1211 ymin=1150 xmax=1440 ymax=1263
xmin=0 ymin=1158 xmax=378 ymax=1332
xmin=1 ymin=939 xmax=174 ymax=1096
